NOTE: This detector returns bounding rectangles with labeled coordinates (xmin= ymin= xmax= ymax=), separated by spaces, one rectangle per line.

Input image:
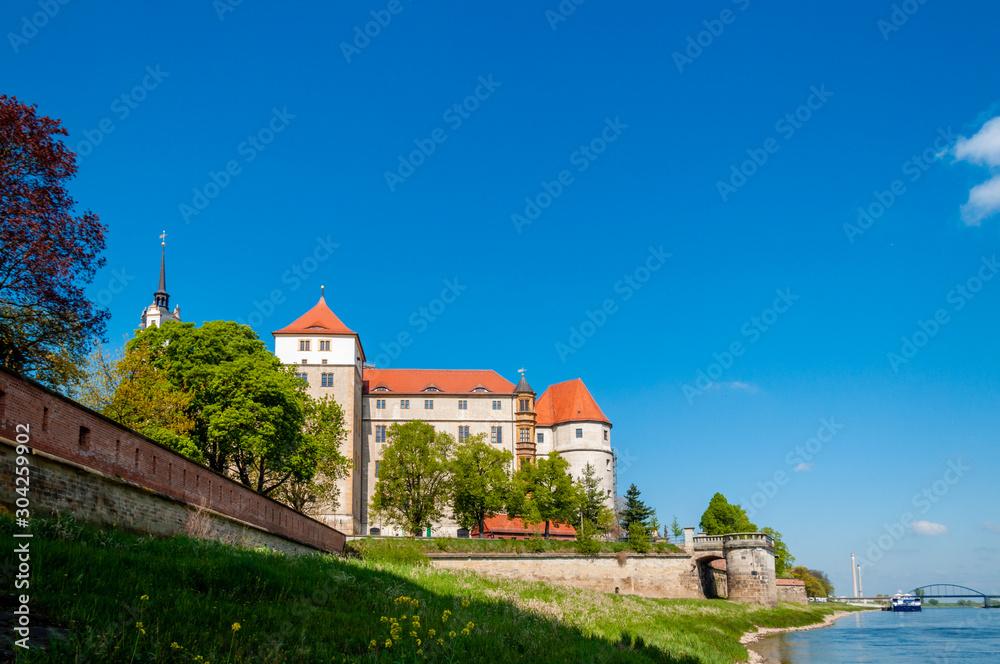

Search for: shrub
xmin=628 ymin=522 xmax=651 ymax=554
xmin=344 ymin=538 xmax=429 ymax=566
xmin=575 ymin=521 xmax=601 ymax=555
xmin=524 ymin=536 xmax=546 ymax=553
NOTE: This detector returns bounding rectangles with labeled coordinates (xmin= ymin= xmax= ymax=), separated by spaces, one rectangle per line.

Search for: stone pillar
xmin=723 ymin=533 xmax=778 ymax=607
xmin=683 ymin=527 xmax=695 ymax=553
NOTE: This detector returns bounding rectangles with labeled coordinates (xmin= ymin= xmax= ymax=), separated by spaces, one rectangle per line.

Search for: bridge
xmin=832 ymin=584 xmax=998 ymax=608
xmin=912 ymin=584 xmax=998 ymax=608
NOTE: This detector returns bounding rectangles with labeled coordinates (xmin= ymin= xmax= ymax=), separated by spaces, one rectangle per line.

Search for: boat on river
xmin=887 ymin=593 xmax=922 ymax=612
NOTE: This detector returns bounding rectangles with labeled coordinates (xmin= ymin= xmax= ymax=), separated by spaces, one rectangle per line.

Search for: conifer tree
xmin=619 ymin=483 xmax=655 ymax=533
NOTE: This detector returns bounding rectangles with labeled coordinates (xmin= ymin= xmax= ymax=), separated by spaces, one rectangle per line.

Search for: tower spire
xmin=154 ymin=231 xmax=169 ymax=308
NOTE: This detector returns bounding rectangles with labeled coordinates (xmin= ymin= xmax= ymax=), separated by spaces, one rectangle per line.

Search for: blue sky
xmin=5 ymin=0 xmax=1000 ymax=596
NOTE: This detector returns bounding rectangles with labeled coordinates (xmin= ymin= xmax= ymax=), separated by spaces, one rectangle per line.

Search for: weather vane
xmin=159 ymin=230 xmax=167 ymax=246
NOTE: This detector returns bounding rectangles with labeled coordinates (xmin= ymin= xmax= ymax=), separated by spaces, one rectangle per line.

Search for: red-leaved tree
xmin=0 ymin=95 xmax=108 ymax=388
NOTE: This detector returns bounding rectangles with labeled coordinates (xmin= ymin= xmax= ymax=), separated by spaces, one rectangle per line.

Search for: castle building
xmin=139 ymin=233 xmax=181 ymax=329
xmin=272 ymin=293 xmax=616 ymax=536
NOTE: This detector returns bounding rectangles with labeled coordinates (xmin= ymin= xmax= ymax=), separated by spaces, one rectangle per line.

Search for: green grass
xmin=4 ymin=513 xmax=865 ymax=664
xmin=372 ymin=536 xmax=684 ymax=555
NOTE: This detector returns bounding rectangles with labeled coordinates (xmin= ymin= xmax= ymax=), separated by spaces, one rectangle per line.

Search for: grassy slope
xmin=4 ymin=515 xmax=862 ymax=664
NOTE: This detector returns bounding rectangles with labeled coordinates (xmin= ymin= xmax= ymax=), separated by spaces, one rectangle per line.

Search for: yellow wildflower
xmin=417 ymin=649 xmax=423 ymax=656
xmin=380 ymin=616 xmax=388 ymax=623
xmin=461 ymin=599 xmax=469 ymax=607
xmin=170 ymin=642 xmax=182 ymax=650
xmin=428 ymin=629 xmax=436 ymax=637
xmin=385 ymin=639 xmax=392 ymax=648
xmin=135 ymin=622 xmax=143 ymax=629
xmin=232 ymin=623 xmax=241 ymax=632
xmin=140 ymin=595 xmax=149 ymax=601
xmin=467 ymin=621 xmax=475 ymax=630
xmin=449 ymin=631 xmax=456 ymax=638
xmin=462 ymin=629 xmax=470 ymax=636
xmin=410 ymin=631 xmax=417 ymax=638
xmin=369 ymin=639 xmax=377 ymax=650
xmin=437 ymin=638 xmax=444 ymax=646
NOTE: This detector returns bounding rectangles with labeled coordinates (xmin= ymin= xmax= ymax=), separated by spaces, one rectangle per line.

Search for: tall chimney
xmin=851 ymin=553 xmax=858 ymax=598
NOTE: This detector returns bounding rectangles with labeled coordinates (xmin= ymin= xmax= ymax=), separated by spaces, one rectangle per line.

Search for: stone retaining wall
xmin=429 ymin=552 xmax=705 ymax=598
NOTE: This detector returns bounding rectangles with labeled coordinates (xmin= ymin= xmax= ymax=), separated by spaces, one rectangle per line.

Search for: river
xmin=749 ymin=608 xmax=1000 ymax=663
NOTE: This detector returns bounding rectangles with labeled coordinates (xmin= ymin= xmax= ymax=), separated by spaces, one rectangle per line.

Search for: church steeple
xmin=140 ymin=231 xmax=181 ymax=329
xmin=154 ymin=231 xmax=169 ymax=308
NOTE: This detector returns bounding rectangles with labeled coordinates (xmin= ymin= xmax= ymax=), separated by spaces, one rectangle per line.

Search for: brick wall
xmin=0 ymin=367 xmax=345 ymax=553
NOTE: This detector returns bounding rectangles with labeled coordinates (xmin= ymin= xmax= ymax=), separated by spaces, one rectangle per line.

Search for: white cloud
xmin=982 ymin=520 xmax=1000 ymax=534
xmin=706 ymin=380 xmax=758 ymax=393
xmin=912 ymin=520 xmax=950 ymax=536
xmin=953 ymin=116 xmax=1000 ymax=225
xmin=793 ymin=462 xmax=813 ymax=472
xmin=961 ymin=174 xmax=1000 ymax=225
xmin=954 ymin=117 xmax=1000 ymax=166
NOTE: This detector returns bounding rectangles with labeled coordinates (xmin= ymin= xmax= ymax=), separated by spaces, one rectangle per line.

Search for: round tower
xmin=723 ymin=533 xmax=778 ymax=606
xmin=513 ymin=371 xmax=536 ymax=466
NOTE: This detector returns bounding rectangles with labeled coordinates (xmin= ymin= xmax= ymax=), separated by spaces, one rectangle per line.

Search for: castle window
xmin=606 ymin=459 xmax=611 ymax=470
xmin=576 ymin=428 xmax=583 ymax=438
xmin=537 ymin=432 xmax=543 ymax=444
xmin=79 ymin=426 xmax=91 ymax=449
xmin=519 ymin=428 xmax=529 ymax=443
xmin=375 ymin=461 xmax=381 ymax=478
xmin=401 ymin=399 xmax=410 ymax=409
xmin=518 ymin=399 xmax=530 ymax=412
xmin=424 ymin=400 xmax=434 ymax=410
xmin=458 ymin=400 xmax=467 ymax=410
xmin=492 ymin=400 xmax=501 ymax=410
xmin=299 ymin=340 xmax=310 ymax=351
xmin=296 ymin=373 xmax=308 ymax=384
xmin=458 ymin=426 xmax=470 ymax=442
xmin=375 ymin=425 xmax=386 ymax=443
xmin=491 ymin=426 xmax=502 ymax=444
xmin=322 ymin=359 xmax=328 ymax=365
xmin=319 ymin=340 xmax=330 ymax=351
xmin=301 ymin=359 xmax=307 ymax=364
xmin=375 ymin=399 xmax=386 ymax=410
xmin=604 ymin=429 xmax=609 ymax=441
xmin=321 ymin=373 xmax=334 ymax=387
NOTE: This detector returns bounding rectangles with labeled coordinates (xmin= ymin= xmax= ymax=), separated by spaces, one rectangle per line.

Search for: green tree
xmin=649 ymin=515 xmax=661 ymax=539
xmin=670 ymin=515 xmax=683 ymax=539
xmin=620 ymin=483 xmax=655 ymax=533
xmin=575 ymin=463 xmax=611 ymax=532
xmin=790 ymin=567 xmax=831 ymax=597
xmin=273 ymin=396 xmax=350 ymax=515
xmin=370 ymin=421 xmax=454 ymax=537
xmin=133 ymin=321 xmax=346 ymax=498
xmin=628 ymin=522 xmax=651 ymax=553
xmin=451 ymin=433 xmax=512 ymax=538
xmin=511 ymin=452 xmax=578 ymax=540
xmin=806 ymin=568 xmax=834 ymax=596
xmin=699 ymin=493 xmax=757 ymax=535
xmin=761 ymin=527 xmax=795 ymax=576
xmin=72 ymin=340 xmax=199 ymax=460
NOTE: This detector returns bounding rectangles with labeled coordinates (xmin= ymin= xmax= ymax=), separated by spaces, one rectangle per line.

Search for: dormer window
xmin=298 ymin=340 xmax=310 ymax=351
xmin=373 ymin=386 xmax=389 ymax=392
xmin=423 ymin=387 xmax=440 ymax=392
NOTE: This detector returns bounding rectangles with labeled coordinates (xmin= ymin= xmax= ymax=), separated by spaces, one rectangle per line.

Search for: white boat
xmin=889 ymin=592 xmax=922 ymax=612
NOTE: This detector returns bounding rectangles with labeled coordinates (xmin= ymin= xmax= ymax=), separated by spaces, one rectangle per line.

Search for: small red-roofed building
xmin=469 ymin=515 xmax=577 ymax=540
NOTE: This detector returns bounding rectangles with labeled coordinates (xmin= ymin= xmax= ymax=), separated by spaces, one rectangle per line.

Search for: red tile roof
xmin=776 ymin=578 xmax=806 ymax=586
xmin=273 ymin=296 xmax=357 ymax=336
xmin=363 ymin=369 xmax=515 ymax=395
xmin=470 ymin=514 xmax=577 ymax=537
xmin=535 ymin=378 xmax=610 ymax=426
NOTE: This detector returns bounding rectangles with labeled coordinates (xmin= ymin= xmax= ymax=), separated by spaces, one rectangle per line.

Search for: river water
xmin=749 ymin=608 xmax=1000 ymax=663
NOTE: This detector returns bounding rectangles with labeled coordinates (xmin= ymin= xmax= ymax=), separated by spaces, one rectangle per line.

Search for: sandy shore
xmin=740 ymin=610 xmax=860 ymax=663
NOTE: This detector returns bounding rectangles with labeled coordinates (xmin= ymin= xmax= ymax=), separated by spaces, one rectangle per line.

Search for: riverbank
xmin=741 ymin=609 xmax=869 ymax=663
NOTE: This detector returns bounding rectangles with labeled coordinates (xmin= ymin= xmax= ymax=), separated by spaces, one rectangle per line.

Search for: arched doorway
xmin=697 ymin=555 xmax=727 ymax=599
